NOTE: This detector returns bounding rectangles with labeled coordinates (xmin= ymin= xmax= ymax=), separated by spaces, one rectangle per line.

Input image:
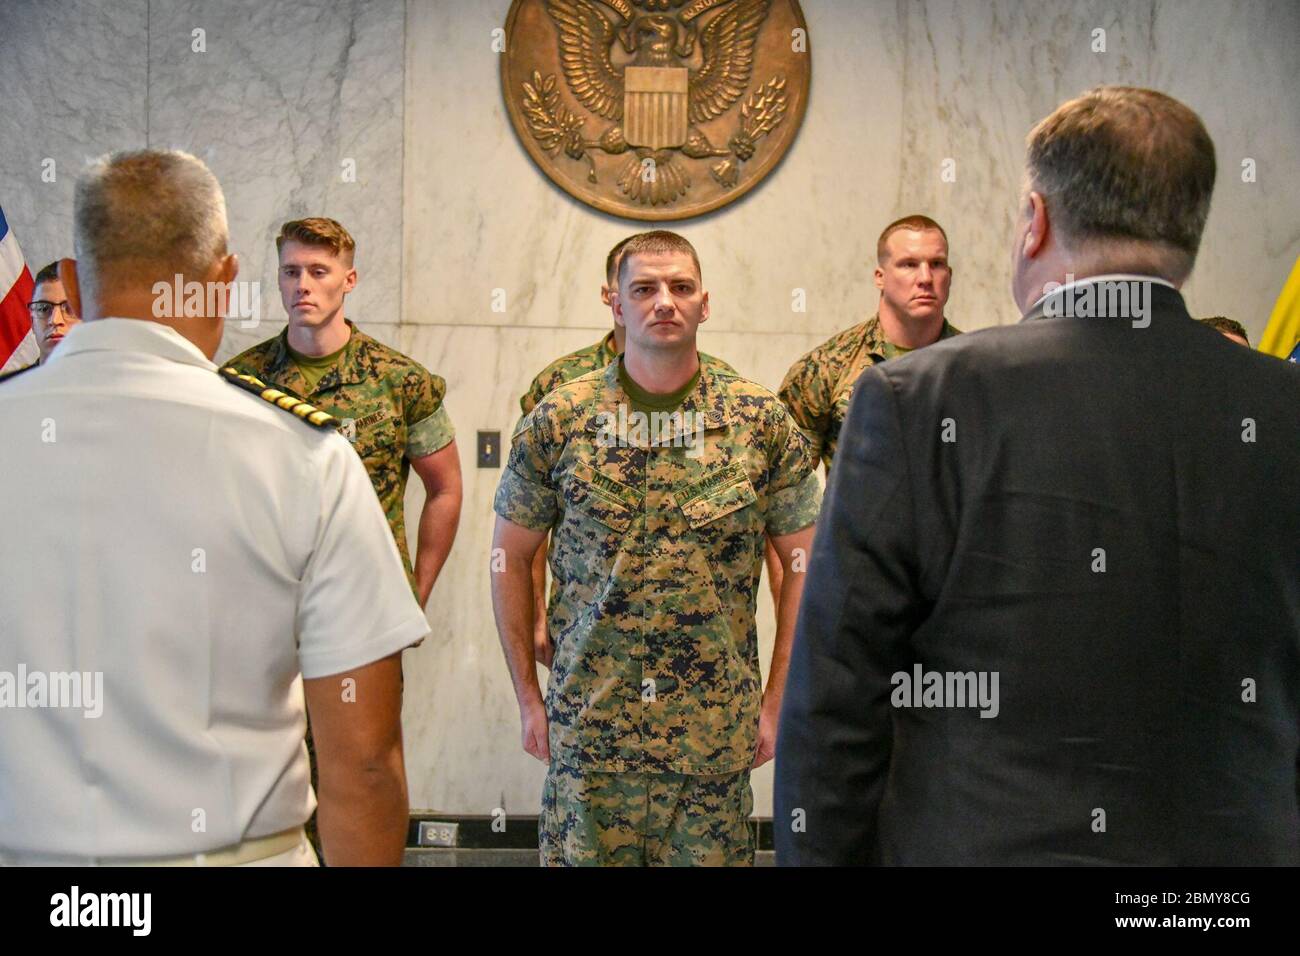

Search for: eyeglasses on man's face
xmin=28 ymin=300 xmax=77 ymax=322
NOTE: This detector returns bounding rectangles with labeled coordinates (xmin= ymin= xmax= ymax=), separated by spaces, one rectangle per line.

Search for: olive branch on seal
xmin=521 ymin=70 xmax=601 ymax=181
xmin=712 ymin=75 xmax=789 ymax=188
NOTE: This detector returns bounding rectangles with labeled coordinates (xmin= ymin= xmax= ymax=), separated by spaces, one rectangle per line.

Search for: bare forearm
xmin=530 ymin=543 xmax=548 ymax=631
xmin=491 ymin=558 xmax=544 ymax=705
xmin=764 ymin=540 xmax=784 ymax=612
xmin=764 ymin=538 xmax=806 ymax=712
xmin=316 ymin=745 xmax=408 ymax=866
xmin=414 ymin=490 xmax=461 ymax=605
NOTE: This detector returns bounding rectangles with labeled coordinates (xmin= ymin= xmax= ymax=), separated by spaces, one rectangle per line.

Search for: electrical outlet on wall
xmin=417 ymin=820 xmax=459 ymax=847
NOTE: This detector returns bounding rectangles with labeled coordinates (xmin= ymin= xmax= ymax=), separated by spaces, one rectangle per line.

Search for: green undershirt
xmin=882 ymin=340 xmax=914 ymax=361
xmin=288 ymin=341 xmax=348 ymax=394
xmin=618 ymin=357 xmax=700 ymax=415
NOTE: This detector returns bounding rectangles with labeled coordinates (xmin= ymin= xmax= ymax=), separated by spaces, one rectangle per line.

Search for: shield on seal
xmin=623 ymin=66 xmax=689 ymax=150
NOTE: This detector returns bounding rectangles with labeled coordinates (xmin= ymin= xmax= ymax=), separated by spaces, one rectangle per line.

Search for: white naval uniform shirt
xmin=0 ymin=319 xmax=429 ymax=858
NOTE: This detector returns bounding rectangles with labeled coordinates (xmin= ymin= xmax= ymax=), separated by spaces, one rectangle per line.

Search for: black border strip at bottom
xmin=5 ymin=866 xmax=1288 ymax=942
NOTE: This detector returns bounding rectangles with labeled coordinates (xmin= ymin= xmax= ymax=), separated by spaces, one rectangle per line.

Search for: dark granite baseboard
xmin=407 ymin=814 xmax=775 ymax=850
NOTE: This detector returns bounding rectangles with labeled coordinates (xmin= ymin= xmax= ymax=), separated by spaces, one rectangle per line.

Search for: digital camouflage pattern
xmin=519 ymin=335 xmax=742 ymax=635
xmin=230 ymin=319 xmax=454 ymax=582
xmin=779 ymin=313 xmax=962 ymax=472
xmin=518 ymin=330 xmax=738 ymax=416
xmin=540 ymin=763 xmax=754 ymax=866
xmin=495 ymin=357 xmax=821 ymax=775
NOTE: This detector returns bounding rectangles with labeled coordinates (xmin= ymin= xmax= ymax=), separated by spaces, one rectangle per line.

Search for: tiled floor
xmin=403 ymin=848 xmax=776 ymax=867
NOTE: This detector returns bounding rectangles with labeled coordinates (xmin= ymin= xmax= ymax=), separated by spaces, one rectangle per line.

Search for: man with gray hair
xmin=0 ymin=149 xmax=428 ymax=866
xmin=776 ymin=87 xmax=1300 ymax=865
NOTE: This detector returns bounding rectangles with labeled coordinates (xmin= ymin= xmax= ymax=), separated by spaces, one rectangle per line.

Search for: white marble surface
xmin=145 ymin=0 xmax=407 ymax=360
xmin=0 ymin=0 xmax=405 ymax=358
xmin=0 ymin=0 xmax=149 ymax=269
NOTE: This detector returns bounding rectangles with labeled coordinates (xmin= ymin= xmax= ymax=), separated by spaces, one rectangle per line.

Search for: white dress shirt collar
xmin=49 ymin=317 xmax=216 ymax=371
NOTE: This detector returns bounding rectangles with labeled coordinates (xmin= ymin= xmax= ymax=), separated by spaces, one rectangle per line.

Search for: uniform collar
xmin=264 ymin=318 xmax=377 ymax=395
xmin=858 ymin=313 xmax=958 ymax=359
xmin=587 ymin=352 xmax=729 ymax=444
xmin=597 ymin=330 xmax=620 ymax=364
xmin=858 ymin=314 xmax=890 ymax=361
xmin=48 ymin=318 xmax=216 ymax=371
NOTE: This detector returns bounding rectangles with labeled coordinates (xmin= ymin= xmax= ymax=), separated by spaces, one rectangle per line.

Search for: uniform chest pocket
xmin=352 ymin=417 xmax=400 ymax=464
xmin=678 ymin=467 xmax=759 ymax=529
xmin=562 ymin=460 xmax=640 ymax=533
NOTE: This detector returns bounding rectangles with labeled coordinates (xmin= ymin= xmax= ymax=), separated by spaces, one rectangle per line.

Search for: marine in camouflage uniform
xmin=495 ymin=356 xmax=821 ymax=865
xmin=229 ymin=318 xmax=453 ymax=858
xmin=520 ymin=331 xmax=742 ymax=667
xmin=779 ymin=313 xmax=961 ymax=472
xmin=229 ymin=318 xmax=454 ymax=582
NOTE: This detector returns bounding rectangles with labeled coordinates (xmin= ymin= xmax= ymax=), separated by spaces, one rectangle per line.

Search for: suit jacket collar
xmin=1021 ymin=274 xmax=1181 ymax=323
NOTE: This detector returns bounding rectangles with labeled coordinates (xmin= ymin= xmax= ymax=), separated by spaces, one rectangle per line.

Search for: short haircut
xmin=605 ymin=235 xmax=635 ymax=286
xmin=877 ymin=215 xmax=948 ymax=265
xmin=32 ymin=261 xmax=61 ymax=287
xmin=1198 ymin=316 xmax=1250 ymax=345
xmin=73 ymin=149 xmax=228 ymax=302
xmin=1026 ymin=86 xmax=1216 ymax=280
xmin=276 ymin=217 xmax=356 ymax=264
xmin=616 ymin=230 xmax=702 ymax=286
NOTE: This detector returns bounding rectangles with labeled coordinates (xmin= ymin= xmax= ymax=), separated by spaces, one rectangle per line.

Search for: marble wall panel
xmin=0 ymin=0 xmax=149 ymax=269
xmin=145 ymin=0 xmax=407 ymax=360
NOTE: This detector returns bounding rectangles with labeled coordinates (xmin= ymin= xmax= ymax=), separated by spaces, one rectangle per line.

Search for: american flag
xmin=0 ymin=205 xmax=39 ymax=373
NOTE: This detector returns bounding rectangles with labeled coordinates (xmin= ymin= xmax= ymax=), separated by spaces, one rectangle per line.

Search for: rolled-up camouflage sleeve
xmin=404 ymin=367 xmax=455 ymax=458
xmin=493 ymin=404 xmax=560 ymax=532
xmin=765 ymin=402 xmax=822 ymax=536
xmin=519 ymin=371 xmax=548 ymax=417
xmin=778 ymin=355 xmax=830 ymax=471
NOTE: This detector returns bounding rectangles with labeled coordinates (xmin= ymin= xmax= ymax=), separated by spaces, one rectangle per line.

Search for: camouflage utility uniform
xmin=230 ymin=319 xmax=452 ymax=859
xmin=519 ymin=330 xmax=737 ymax=417
xmin=520 ymin=332 xmax=741 ymax=651
xmin=779 ymin=314 xmax=961 ymax=472
xmin=495 ymin=356 xmax=821 ymax=866
xmin=230 ymin=319 xmax=454 ymax=582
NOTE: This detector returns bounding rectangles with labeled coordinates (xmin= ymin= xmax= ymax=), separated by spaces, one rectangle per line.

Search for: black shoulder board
xmin=0 ymin=362 xmax=37 ymax=385
xmin=219 ymin=367 xmax=340 ymax=430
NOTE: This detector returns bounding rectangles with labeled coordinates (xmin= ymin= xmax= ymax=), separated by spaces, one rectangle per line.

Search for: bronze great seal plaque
xmin=501 ymin=0 xmax=811 ymax=221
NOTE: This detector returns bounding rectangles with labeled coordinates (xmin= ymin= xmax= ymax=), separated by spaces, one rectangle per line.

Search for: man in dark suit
xmin=774 ymin=86 xmax=1300 ymax=866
